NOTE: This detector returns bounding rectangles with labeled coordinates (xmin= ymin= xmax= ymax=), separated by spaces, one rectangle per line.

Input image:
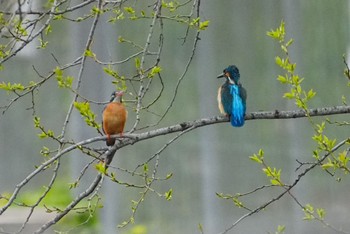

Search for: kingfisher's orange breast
xmin=102 ymin=102 xmax=127 ymax=135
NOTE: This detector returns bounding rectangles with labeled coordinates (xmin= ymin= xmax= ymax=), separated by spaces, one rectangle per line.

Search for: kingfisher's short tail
xmin=230 ymin=114 xmax=245 ymax=127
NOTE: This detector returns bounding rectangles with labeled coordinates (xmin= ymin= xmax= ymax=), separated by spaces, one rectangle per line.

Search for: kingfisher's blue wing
xmin=220 ymin=83 xmax=233 ymax=115
xmin=229 ymin=85 xmax=245 ymax=127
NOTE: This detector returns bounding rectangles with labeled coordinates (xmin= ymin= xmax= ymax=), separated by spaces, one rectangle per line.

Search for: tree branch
xmin=1 ymin=105 xmax=349 ymax=232
xmin=247 ymin=105 xmax=350 ymax=120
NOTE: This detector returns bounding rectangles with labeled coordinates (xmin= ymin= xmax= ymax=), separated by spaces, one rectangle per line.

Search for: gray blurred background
xmin=0 ymin=0 xmax=349 ymax=233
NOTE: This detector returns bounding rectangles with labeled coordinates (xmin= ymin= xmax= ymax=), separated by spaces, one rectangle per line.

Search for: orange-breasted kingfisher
xmin=102 ymin=91 xmax=128 ymax=146
xmin=217 ymin=65 xmax=247 ymax=127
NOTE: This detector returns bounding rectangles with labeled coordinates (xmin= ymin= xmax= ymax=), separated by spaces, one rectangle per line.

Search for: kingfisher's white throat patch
xmin=228 ymin=76 xmax=235 ymax=85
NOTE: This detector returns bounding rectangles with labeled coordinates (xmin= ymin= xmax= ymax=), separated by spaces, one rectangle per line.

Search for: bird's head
xmin=110 ymin=91 xmax=124 ymax=103
xmin=217 ymin=65 xmax=240 ymax=85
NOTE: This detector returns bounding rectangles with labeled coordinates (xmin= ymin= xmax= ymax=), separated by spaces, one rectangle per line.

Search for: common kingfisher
xmin=102 ymin=91 xmax=127 ymax=146
xmin=217 ymin=65 xmax=247 ymax=127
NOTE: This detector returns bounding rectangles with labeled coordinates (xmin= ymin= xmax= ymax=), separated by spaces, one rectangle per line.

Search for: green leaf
xmin=341 ymin=95 xmax=347 ymax=105
xmin=165 ymin=188 xmax=173 ymax=201
xmin=143 ymin=163 xmax=148 ymax=173
xmin=312 ymin=150 xmax=320 ymax=160
xmin=232 ymin=197 xmax=244 ymax=208
xmin=15 ymin=22 xmax=28 ymax=36
xmin=286 ymin=38 xmax=294 ymax=47
xmin=317 ymin=208 xmax=326 ymax=220
xmin=198 ymin=223 xmax=204 ymax=233
xmin=277 ymin=225 xmax=286 ymax=234
xmin=338 ymin=150 xmax=349 ymax=166
xmin=103 ymin=66 xmax=119 ymax=78
xmin=54 ymin=66 xmax=63 ymax=77
xmin=275 ymin=56 xmax=283 ymax=66
xmin=118 ymin=221 xmax=128 ymax=228
xmin=37 ymin=39 xmax=49 ymax=49
xmin=38 ymin=132 xmax=48 ymax=139
xmin=199 ymin=20 xmax=210 ymax=30
xmin=45 ymin=24 xmax=52 ymax=35
xmin=33 ymin=116 xmax=41 ymax=128
xmin=277 ymin=75 xmax=288 ymax=84
xmin=321 ymin=161 xmax=334 ymax=170
xmin=281 ymin=45 xmax=287 ymax=53
xmin=118 ymin=36 xmax=125 ymax=43
xmin=283 ymin=92 xmax=295 ymax=99
xmin=95 ymin=161 xmax=107 ymax=175
xmin=40 ymin=146 xmax=50 ymax=157
xmin=53 ymin=14 xmax=63 ymax=20
xmin=292 ymin=75 xmax=301 ymax=85
xmin=47 ymin=129 xmax=54 ymax=137
xmin=249 ymin=154 xmax=262 ymax=164
xmin=258 ymin=149 xmax=264 ymax=157
xmin=270 ymin=179 xmax=281 ymax=186
xmin=91 ymin=6 xmax=102 ymax=15
xmin=295 ymin=99 xmax=305 ymax=109
xmin=266 ymin=30 xmax=278 ymax=39
xmin=135 ymin=57 xmax=141 ymax=69
xmin=68 ymin=181 xmax=79 ymax=189
xmin=124 ymin=7 xmax=135 ymax=14
xmin=189 ymin=17 xmax=200 ymax=27
xmin=303 ymin=203 xmax=315 ymax=220
xmin=84 ymin=49 xmax=95 ymax=58
xmin=262 ymin=167 xmax=272 ymax=177
xmin=166 ymin=173 xmax=173 ymax=180
xmin=148 ymin=66 xmax=162 ymax=78
xmin=307 ymin=89 xmax=316 ymax=99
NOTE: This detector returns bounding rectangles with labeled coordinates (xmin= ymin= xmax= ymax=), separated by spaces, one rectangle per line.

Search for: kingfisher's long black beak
xmin=217 ymin=73 xmax=225 ymax=78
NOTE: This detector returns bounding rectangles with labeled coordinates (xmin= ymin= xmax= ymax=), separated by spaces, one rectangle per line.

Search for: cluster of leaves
xmin=107 ymin=3 xmax=210 ymax=31
xmin=267 ymin=21 xmax=350 ymax=177
xmin=303 ymin=203 xmax=326 ymax=221
xmin=73 ymin=102 xmax=101 ymax=129
xmin=267 ymin=21 xmax=316 ymax=111
xmin=55 ymin=67 xmax=74 ymax=88
xmin=0 ymin=81 xmax=25 ymax=92
xmin=250 ymin=149 xmax=283 ymax=186
xmin=267 ymin=21 xmax=350 ymax=229
xmin=313 ymin=122 xmax=350 ymax=174
xmin=103 ymin=65 xmax=127 ymax=91
xmin=0 ymin=80 xmax=39 ymax=93
xmin=95 ymin=160 xmax=174 ymax=228
xmin=33 ymin=116 xmax=59 ymax=141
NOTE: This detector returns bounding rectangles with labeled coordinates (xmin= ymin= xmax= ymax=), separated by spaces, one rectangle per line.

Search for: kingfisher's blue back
xmin=217 ymin=65 xmax=247 ymax=127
